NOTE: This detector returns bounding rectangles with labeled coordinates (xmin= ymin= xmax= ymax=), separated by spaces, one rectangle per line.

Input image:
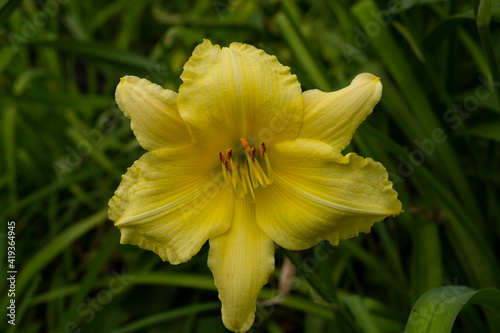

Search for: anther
xmin=251 ymin=147 xmax=258 ymax=161
xmin=219 ymin=152 xmax=226 ymax=163
xmin=240 ymin=138 xmax=252 ymax=154
xmin=259 ymin=142 xmax=266 ymax=157
xmin=226 ymin=148 xmax=233 ymax=160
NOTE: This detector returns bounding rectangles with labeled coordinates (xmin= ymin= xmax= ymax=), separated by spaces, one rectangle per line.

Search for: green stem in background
xmin=280 ymin=248 xmax=362 ymax=333
xmin=472 ymin=0 xmax=500 ymax=106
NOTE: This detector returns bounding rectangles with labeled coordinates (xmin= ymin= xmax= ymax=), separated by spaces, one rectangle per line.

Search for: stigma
xmin=218 ymin=138 xmax=273 ymax=202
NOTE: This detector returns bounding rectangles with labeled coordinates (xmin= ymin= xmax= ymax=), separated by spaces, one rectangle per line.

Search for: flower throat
xmin=218 ymin=138 xmax=273 ymax=202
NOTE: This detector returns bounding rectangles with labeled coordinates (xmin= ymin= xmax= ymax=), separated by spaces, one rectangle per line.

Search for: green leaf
xmin=0 ymin=0 xmax=22 ymax=28
xmin=411 ymin=216 xmax=443 ymax=302
xmin=14 ymin=209 xmax=107 ymax=297
xmin=344 ymin=295 xmax=382 ymax=333
xmin=27 ymin=40 xmax=168 ymax=79
xmin=467 ymin=121 xmax=500 ymax=141
xmin=405 ymin=286 xmax=500 ymax=332
xmin=108 ymin=302 xmax=221 ymax=333
xmin=274 ymin=11 xmax=331 ymax=91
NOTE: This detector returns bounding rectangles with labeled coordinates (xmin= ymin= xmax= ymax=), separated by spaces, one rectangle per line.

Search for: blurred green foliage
xmin=1 ymin=0 xmax=500 ymax=332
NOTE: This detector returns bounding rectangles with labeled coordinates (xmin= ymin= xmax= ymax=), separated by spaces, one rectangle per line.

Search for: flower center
xmin=218 ymin=138 xmax=273 ymax=202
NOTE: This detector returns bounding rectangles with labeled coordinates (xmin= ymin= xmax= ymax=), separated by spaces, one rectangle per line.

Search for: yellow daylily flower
xmin=109 ymin=39 xmax=402 ymax=333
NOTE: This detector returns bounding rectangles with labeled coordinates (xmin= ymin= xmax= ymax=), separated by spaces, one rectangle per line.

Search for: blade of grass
xmin=0 ymin=46 xmax=15 ymax=75
xmin=472 ymin=0 xmax=500 ymax=106
xmin=4 ymin=168 xmax=99 ymax=216
xmin=339 ymin=239 xmax=407 ymax=298
xmin=373 ymin=223 xmax=408 ymax=293
xmin=64 ymin=122 xmax=122 ymax=179
xmin=467 ymin=121 xmax=500 ymax=141
xmin=8 ymin=208 xmax=107 ymax=300
xmin=411 ymin=216 xmax=443 ymax=302
xmin=0 ymin=0 xmax=22 ymax=28
xmin=2 ymin=105 xmax=17 ymax=212
xmin=59 ymin=229 xmax=120 ymax=330
xmin=274 ymin=11 xmax=331 ymax=91
xmin=108 ymin=302 xmax=221 ymax=333
xmin=27 ymin=40 xmax=167 ymax=76
xmin=344 ymin=295 xmax=382 ymax=333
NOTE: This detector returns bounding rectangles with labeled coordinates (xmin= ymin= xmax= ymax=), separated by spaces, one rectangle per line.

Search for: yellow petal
xmin=299 ymin=73 xmax=382 ymax=152
xmin=115 ymin=75 xmax=191 ymax=150
xmin=208 ymin=198 xmax=275 ymax=333
xmin=108 ymin=145 xmax=232 ymax=264
xmin=255 ymin=139 xmax=402 ymax=250
xmin=178 ymin=40 xmax=303 ymax=154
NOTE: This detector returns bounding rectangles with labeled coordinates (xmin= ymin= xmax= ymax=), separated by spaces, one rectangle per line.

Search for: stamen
xmin=251 ymin=147 xmax=258 ymax=161
xmin=226 ymin=148 xmax=233 ymax=160
xmin=239 ymin=163 xmax=255 ymax=202
xmin=259 ymin=142 xmax=266 ymax=157
xmin=221 ymin=163 xmax=230 ymax=184
xmin=229 ymin=159 xmax=240 ymax=193
xmin=240 ymin=138 xmax=251 ymax=154
xmin=245 ymin=153 xmax=269 ymax=187
xmin=219 ymin=152 xmax=226 ymax=164
xmin=224 ymin=160 xmax=232 ymax=173
xmin=218 ymin=140 xmax=273 ymax=201
xmin=264 ymin=153 xmax=273 ymax=183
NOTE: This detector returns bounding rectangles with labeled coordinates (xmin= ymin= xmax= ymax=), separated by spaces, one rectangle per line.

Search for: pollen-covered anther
xmin=219 ymin=152 xmax=226 ymax=164
xmin=219 ymin=151 xmax=232 ymax=173
xmin=251 ymin=147 xmax=258 ymax=161
xmin=259 ymin=142 xmax=266 ymax=157
xmin=240 ymin=138 xmax=252 ymax=154
xmin=226 ymin=148 xmax=233 ymax=160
